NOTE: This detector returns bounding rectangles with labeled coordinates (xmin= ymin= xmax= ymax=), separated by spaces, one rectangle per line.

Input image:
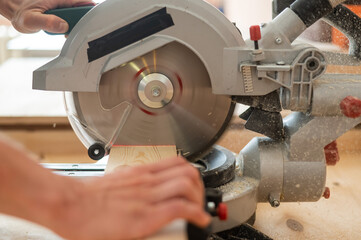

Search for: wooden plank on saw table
xmin=105 ymin=145 xmax=177 ymax=173
xmin=105 ymin=145 xmax=187 ymax=240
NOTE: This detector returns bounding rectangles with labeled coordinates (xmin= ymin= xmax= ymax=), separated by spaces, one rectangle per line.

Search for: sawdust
xmin=217 ymin=176 xmax=258 ymax=201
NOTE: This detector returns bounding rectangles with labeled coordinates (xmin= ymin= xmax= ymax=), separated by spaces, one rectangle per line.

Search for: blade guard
xmin=33 ymin=0 xmax=245 ymax=93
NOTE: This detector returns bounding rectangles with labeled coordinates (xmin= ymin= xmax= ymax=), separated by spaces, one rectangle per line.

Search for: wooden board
xmin=106 ymin=145 xmax=177 ymax=173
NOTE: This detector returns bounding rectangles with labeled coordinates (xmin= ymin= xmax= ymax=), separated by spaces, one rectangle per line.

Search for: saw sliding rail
xmin=42 ymin=163 xmax=106 ymax=177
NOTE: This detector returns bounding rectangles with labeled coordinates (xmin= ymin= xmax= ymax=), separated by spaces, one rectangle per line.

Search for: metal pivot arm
xmin=226 ymin=0 xmax=347 ymax=139
xmin=239 ymin=0 xmax=361 ymax=210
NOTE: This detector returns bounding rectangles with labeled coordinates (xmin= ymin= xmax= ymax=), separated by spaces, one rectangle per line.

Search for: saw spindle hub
xmin=137 ymin=73 xmax=174 ymax=109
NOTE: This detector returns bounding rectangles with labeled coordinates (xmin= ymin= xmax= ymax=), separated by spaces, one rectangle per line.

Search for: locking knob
xmin=217 ymin=203 xmax=228 ymax=221
xmin=250 ymin=25 xmax=261 ymax=49
xmin=340 ymin=96 xmax=361 ymax=118
xmin=324 ymin=141 xmax=339 ymax=166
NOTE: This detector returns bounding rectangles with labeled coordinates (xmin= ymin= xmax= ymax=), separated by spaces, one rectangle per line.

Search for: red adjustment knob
xmin=250 ymin=25 xmax=261 ymax=41
xmin=323 ymin=187 xmax=330 ymax=199
xmin=340 ymin=96 xmax=361 ymax=118
xmin=217 ymin=203 xmax=228 ymax=221
xmin=324 ymin=141 xmax=339 ymax=166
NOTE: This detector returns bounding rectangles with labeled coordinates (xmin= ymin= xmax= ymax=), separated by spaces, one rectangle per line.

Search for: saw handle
xmin=44 ymin=2 xmax=95 ymax=35
xmin=290 ymin=0 xmax=345 ymax=27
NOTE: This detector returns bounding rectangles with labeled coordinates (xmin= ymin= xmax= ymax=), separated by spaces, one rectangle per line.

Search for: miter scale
xmin=36 ymin=0 xmax=361 ymax=238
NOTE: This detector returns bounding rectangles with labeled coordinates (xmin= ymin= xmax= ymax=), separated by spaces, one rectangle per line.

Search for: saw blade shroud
xmin=65 ymin=42 xmax=235 ymax=160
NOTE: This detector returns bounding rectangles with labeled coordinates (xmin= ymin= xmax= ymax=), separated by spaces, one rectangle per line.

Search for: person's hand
xmin=0 ymin=0 xmax=93 ymax=33
xmin=0 ymin=133 xmax=210 ymax=240
xmin=47 ymin=157 xmax=211 ymax=240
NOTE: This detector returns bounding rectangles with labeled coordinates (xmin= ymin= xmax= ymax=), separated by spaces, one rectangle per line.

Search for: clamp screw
xmin=269 ymin=195 xmax=280 ymax=208
xmin=270 ymin=199 xmax=280 ymax=208
xmin=275 ymin=37 xmax=282 ymax=44
xmin=340 ymin=96 xmax=361 ymax=118
xmin=324 ymin=141 xmax=340 ymax=166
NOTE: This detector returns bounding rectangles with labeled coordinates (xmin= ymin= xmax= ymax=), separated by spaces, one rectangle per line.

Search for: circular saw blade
xmin=73 ymin=42 xmax=234 ymax=160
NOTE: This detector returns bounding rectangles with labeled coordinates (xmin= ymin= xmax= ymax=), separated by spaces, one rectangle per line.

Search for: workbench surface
xmin=0 ymin=132 xmax=360 ymax=240
xmin=1 ymin=58 xmax=361 ymax=239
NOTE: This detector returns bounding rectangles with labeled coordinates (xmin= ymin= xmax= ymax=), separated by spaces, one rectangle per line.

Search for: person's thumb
xmin=46 ymin=16 xmax=69 ymax=33
xmin=13 ymin=12 xmax=69 ymax=33
xmin=35 ymin=13 xmax=69 ymax=33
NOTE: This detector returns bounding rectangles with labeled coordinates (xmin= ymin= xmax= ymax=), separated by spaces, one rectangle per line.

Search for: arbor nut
xmin=340 ymin=96 xmax=361 ymax=118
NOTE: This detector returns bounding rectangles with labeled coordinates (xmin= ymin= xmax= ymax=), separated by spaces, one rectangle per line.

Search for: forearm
xmin=0 ymin=136 xmax=80 ymax=230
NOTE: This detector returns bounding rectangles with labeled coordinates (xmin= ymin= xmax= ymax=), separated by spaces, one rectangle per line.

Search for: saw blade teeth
xmin=71 ymin=42 xmax=234 ymax=160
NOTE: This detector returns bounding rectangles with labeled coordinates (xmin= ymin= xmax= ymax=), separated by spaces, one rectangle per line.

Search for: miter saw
xmin=34 ymin=0 xmax=361 ymax=239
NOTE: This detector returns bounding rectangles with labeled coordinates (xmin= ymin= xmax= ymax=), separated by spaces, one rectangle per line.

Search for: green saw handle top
xmin=44 ymin=3 xmax=95 ymax=35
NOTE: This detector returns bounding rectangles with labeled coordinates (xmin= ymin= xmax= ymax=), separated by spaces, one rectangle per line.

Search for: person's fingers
xmin=106 ymin=157 xmax=187 ymax=180
xmin=106 ymin=163 xmax=203 ymax=195
xmin=69 ymin=0 xmax=95 ymax=6
xmin=12 ymin=11 xmax=68 ymax=33
xmin=146 ymin=199 xmax=211 ymax=233
xmin=108 ymin=157 xmax=191 ymax=177
xmin=108 ymin=176 xmax=202 ymax=204
xmin=96 ymin=169 xmax=203 ymax=206
xmin=150 ymin=163 xmax=203 ymax=190
xmin=70 ymin=0 xmax=96 ymax=7
xmin=147 ymin=176 xmax=202 ymax=205
xmin=89 ymin=172 xmax=154 ymax=192
xmin=139 ymin=157 xmax=188 ymax=174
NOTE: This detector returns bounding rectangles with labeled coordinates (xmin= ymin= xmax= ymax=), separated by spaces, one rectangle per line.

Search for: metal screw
xmin=270 ymin=199 xmax=280 ymax=208
xmin=269 ymin=195 xmax=280 ymax=208
xmin=151 ymin=86 xmax=161 ymax=97
xmin=275 ymin=37 xmax=282 ymax=44
xmin=306 ymin=58 xmax=319 ymax=71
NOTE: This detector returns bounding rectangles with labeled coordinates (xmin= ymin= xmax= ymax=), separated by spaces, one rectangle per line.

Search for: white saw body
xmin=35 ymin=0 xmax=361 ymax=238
xmin=34 ymin=0 xmax=245 ymax=160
